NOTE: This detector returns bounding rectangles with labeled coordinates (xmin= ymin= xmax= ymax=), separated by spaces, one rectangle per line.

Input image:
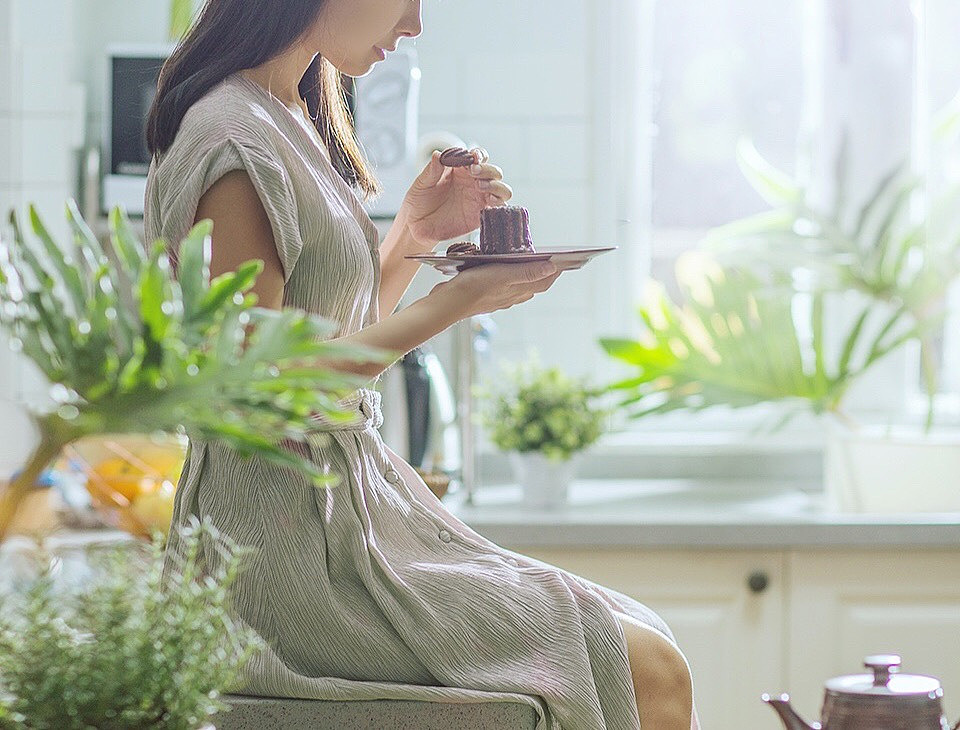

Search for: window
xmin=607 ymin=0 xmax=960 ymax=437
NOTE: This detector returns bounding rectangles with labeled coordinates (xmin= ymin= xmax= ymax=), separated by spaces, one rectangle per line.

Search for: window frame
xmin=592 ymin=0 xmax=950 ymax=451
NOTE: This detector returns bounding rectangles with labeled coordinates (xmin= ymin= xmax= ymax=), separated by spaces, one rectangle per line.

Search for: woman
xmin=145 ymin=1 xmax=699 ymax=728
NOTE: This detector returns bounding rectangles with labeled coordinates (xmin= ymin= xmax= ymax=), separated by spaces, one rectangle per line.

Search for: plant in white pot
xmin=600 ymin=119 xmax=960 ymax=513
xmin=477 ymin=360 xmax=607 ymax=509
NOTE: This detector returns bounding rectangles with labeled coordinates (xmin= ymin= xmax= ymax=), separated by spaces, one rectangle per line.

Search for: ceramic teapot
xmin=762 ymin=655 xmax=959 ymax=730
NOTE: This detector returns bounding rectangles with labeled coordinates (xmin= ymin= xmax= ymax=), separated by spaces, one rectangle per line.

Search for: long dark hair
xmin=146 ymin=0 xmax=381 ymax=198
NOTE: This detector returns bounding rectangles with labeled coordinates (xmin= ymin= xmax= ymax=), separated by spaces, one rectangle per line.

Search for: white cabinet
xmin=786 ymin=550 xmax=960 ymax=725
xmin=517 ymin=546 xmax=960 ymax=730
xmin=520 ymin=548 xmax=785 ymax=729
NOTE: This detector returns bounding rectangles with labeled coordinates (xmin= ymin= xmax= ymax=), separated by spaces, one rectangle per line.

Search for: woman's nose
xmin=398 ymin=0 xmax=423 ymax=39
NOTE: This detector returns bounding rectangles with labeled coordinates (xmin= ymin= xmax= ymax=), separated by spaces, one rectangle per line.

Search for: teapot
xmin=763 ymin=655 xmax=959 ymax=730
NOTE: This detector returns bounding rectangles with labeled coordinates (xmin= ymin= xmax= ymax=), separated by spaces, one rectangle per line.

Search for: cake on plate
xmin=479 ymin=205 xmax=535 ymax=254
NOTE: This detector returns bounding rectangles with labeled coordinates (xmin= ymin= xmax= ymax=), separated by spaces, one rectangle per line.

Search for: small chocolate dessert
xmin=446 ymin=241 xmax=480 ymax=256
xmin=439 ymin=146 xmax=476 ymax=167
xmin=479 ymin=206 xmax=535 ymax=254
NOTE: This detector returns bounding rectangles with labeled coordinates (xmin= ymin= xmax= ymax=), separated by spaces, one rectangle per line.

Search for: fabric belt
xmin=307 ymin=388 xmax=383 ymax=433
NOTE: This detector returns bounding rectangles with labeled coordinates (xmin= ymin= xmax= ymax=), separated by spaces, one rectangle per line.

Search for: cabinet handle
xmin=747 ymin=570 xmax=769 ymax=594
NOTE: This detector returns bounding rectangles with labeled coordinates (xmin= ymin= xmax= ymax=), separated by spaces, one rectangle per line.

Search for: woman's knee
xmin=616 ymin=612 xmax=692 ymax=699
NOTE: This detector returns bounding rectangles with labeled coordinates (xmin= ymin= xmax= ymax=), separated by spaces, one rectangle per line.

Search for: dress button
xmin=384 ymin=469 xmax=401 ymax=484
xmin=438 ymin=529 xmax=452 ymax=543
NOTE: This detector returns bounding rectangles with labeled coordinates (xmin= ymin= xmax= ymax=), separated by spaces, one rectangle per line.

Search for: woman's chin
xmin=352 ymin=61 xmax=380 ymax=78
xmin=327 ymin=55 xmax=378 ymax=79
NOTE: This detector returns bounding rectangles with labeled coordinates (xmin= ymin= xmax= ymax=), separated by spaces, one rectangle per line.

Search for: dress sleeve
xmin=164 ymin=137 xmax=303 ymax=282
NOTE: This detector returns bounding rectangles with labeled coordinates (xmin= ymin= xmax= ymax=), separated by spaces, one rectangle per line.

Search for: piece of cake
xmin=479 ymin=205 xmax=535 ymax=254
xmin=439 ymin=147 xmax=476 ymax=167
xmin=446 ymin=241 xmax=480 ymax=256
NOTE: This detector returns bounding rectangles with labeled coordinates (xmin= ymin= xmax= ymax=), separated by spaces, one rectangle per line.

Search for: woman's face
xmin=311 ymin=0 xmax=423 ymax=77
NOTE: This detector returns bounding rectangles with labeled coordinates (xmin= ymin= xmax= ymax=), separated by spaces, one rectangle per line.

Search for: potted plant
xmin=0 ymin=518 xmax=260 ymax=730
xmin=600 ymin=119 xmax=960 ymax=513
xmin=477 ymin=360 xmax=607 ymax=509
xmin=0 ymin=201 xmax=386 ymax=542
xmin=0 ymin=200 xmax=389 ymax=725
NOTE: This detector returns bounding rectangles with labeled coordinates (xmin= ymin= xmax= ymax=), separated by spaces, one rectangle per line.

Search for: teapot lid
xmin=825 ymin=655 xmax=942 ymax=698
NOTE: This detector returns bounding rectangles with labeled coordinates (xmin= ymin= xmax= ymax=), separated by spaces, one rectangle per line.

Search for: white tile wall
xmin=0 ymin=115 xmax=19 ymax=184
xmin=20 ymin=118 xmax=74 ymax=185
xmin=0 ymin=44 xmax=17 ymax=112
xmin=527 ymin=122 xmax=591 ymax=183
xmin=0 ymin=0 xmax=84 ymax=472
xmin=413 ymin=0 xmax=614 ymax=382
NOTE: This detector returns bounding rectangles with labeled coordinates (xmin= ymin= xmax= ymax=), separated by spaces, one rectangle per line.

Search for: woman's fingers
xmin=477 ymin=179 xmax=513 ymax=201
xmin=516 ymin=269 xmax=562 ymax=293
xmin=470 ymin=147 xmax=489 ymax=164
xmin=468 ymin=162 xmax=503 ymax=181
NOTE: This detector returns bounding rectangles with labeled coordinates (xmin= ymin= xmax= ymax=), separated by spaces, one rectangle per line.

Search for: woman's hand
xmin=427 ymin=261 xmax=562 ymax=321
xmin=398 ymin=147 xmax=514 ymax=249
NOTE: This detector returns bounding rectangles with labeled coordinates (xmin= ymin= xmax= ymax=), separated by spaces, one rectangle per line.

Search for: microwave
xmin=103 ymin=44 xmax=420 ymax=219
xmin=102 ymin=44 xmax=176 ymax=217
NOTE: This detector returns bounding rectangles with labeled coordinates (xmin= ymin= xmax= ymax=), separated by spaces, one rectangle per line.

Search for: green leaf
xmin=0 ymin=204 xmax=384 ymax=492
xmin=28 ymin=204 xmax=88 ymax=317
xmin=176 ymin=220 xmax=213 ymax=324
xmin=836 ymin=304 xmax=871 ymax=378
xmin=108 ymin=206 xmax=147 ymax=277
xmin=735 ymin=137 xmax=802 ymax=206
xmin=192 ymin=262 xmax=263 ymax=322
xmin=852 ymin=164 xmax=909 ymax=243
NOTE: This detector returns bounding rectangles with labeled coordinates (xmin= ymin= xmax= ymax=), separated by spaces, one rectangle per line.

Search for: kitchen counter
xmin=4 ymin=480 xmax=959 ymax=561
xmin=444 ymin=479 xmax=960 ymax=548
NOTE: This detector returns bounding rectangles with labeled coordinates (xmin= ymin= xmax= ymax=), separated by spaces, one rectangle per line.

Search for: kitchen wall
xmin=0 ymin=0 xmax=86 ymax=240
xmin=0 ymin=0 xmax=86 ymax=472
xmin=405 ymin=0 xmax=624 ymax=386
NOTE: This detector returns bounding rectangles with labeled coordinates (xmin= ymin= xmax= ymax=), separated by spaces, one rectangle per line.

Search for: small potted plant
xmin=477 ymin=359 xmax=607 ymax=509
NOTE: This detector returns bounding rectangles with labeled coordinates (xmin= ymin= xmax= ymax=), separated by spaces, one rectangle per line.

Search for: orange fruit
xmin=129 ymin=480 xmax=176 ymax=536
xmin=91 ymin=457 xmax=145 ymax=501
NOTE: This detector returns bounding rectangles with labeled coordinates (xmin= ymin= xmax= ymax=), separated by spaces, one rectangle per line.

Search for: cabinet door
xmin=519 ymin=548 xmax=785 ymax=730
xmin=788 ymin=550 xmax=960 ymax=724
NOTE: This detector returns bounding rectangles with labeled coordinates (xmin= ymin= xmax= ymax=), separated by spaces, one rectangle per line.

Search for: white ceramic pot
xmin=508 ymin=451 xmax=580 ymax=509
xmin=824 ymin=425 xmax=960 ymax=513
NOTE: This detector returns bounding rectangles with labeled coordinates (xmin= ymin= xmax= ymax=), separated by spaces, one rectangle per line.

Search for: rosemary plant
xmin=0 ymin=517 xmax=261 ymax=730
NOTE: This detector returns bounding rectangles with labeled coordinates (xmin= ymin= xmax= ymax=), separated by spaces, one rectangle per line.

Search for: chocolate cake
xmin=479 ymin=205 xmax=535 ymax=254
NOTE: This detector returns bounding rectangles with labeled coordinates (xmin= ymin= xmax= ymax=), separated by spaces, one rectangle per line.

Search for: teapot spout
xmin=761 ymin=693 xmax=819 ymax=730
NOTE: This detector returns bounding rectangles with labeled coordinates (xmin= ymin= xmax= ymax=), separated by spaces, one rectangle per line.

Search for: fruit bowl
xmin=64 ymin=433 xmax=188 ymax=539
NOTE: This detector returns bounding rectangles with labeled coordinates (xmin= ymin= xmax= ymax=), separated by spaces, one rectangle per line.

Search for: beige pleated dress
xmin=145 ymin=72 xmax=695 ymax=730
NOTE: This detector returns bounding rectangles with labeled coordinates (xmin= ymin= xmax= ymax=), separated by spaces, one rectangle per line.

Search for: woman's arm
xmin=377 ymin=208 xmax=433 ymax=319
xmin=377 ymin=148 xmax=512 ymax=318
xmin=195 ymin=170 xmax=560 ymax=382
